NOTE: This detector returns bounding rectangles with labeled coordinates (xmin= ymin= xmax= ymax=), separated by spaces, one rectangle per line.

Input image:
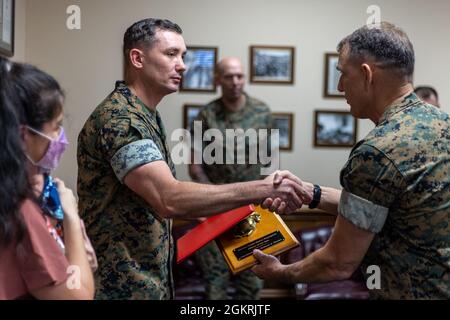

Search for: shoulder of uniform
xmin=246 ymin=95 xmax=270 ymax=111
xmin=200 ymin=99 xmax=222 ymax=115
xmin=357 ymin=129 xmax=395 ymax=162
xmin=91 ymin=92 xmax=134 ymax=123
xmin=353 ymin=130 xmax=405 ymax=177
xmin=204 ymin=98 xmax=220 ymax=109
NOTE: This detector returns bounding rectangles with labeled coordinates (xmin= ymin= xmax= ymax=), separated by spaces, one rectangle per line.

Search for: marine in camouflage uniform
xmin=77 ymin=81 xmax=176 ymax=299
xmin=339 ymin=93 xmax=450 ymax=299
xmin=191 ymin=93 xmax=273 ymax=299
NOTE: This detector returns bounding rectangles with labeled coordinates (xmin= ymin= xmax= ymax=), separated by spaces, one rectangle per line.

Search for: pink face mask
xmin=26 ymin=126 xmax=69 ymax=172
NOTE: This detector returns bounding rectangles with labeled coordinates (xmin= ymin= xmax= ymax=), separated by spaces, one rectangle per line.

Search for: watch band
xmin=308 ymin=184 xmax=322 ymax=209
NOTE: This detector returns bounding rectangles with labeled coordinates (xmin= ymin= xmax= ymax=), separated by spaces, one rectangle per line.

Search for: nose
xmin=177 ymin=56 xmax=186 ymax=73
xmin=232 ymin=75 xmax=242 ymax=86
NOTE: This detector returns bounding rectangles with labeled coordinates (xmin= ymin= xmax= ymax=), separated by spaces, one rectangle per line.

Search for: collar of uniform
xmin=114 ymin=81 xmax=162 ymax=135
xmin=378 ymin=92 xmax=421 ymax=125
xmin=219 ymin=92 xmax=251 ymax=119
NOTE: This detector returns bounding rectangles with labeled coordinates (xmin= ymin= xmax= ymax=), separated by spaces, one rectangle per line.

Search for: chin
xmin=350 ymin=109 xmax=367 ymax=120
xmin=231 ymin=93 xmax=243 ymax=100
xmin=166 ymin=85 xmax=180 ymax=94
xmin=349 ymin=108 xmax=358 ymax=118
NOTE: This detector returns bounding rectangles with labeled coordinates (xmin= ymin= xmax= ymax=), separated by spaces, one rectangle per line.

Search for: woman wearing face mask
xmin=0 ymin=58 xmax=95 ymax=300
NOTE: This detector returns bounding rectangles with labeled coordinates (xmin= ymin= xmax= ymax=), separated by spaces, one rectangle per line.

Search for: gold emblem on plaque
xmin=231 ymin=212 xmax=261 ymax=238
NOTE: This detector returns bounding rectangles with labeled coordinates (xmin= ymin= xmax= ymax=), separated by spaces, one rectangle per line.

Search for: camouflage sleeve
xmin=338 ymin=143 xmax=406 ymax=233
xmin=99 ymin=117 xmax=163 ymax=183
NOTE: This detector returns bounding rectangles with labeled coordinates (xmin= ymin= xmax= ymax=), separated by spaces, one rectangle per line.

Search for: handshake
xmin=261 ymin=170 xmax=314 ymax=214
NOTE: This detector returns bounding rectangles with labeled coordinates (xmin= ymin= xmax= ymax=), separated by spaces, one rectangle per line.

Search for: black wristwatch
xmin=308 ymin=184 xmax=322 ymax=209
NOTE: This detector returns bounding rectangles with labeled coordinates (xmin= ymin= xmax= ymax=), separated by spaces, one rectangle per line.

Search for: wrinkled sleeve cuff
xmin=111 ymin=139 xmax=163 ymax=183
xmin=338 ymin=189 xmax=389 ymax=233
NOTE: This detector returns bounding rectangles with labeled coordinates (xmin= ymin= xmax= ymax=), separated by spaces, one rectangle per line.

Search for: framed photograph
xmin=0 ymin=0 xmax=15 ymax=57
xmin=314 ymin=110 xmax=357 ymax=147
xmin=324 ymin=53 xmax=344 ymax=98
xmin=180 ymin=46 xmax=217 ymax=93
xmin=250 ymin=46 xmax=295 ymax=84
xmin=272 ymin=112 xmax=294 ymax=151
xmin=183 ymin=104 xmax=203 ymax=131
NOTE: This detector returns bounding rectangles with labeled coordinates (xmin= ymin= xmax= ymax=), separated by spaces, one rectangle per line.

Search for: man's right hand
xmin=262 ymin=171 xmax=313 ymax=214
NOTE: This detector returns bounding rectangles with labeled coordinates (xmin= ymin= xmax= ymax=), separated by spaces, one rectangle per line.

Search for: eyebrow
xmin=166 ymin=47 xmax=185 ymax=53
xmin=224 ymin=72 xmax=244 ymax=76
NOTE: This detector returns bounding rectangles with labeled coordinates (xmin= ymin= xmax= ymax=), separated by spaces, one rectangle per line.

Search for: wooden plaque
xmin=216 ymin=205 xmax=299 ymax=274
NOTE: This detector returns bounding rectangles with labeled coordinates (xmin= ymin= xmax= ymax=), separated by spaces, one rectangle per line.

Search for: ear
xmin=20 ymin=125 xmax=28 ymax=142
xmin=129 ymin=48 xmax=144 ymax=69
xmin=214 ymin=72 xmax=221 ymax=87
xmin=361 ymin=63 xmax=373 ymax=91
xmin=21 ymin=126 xmax=34 ymax=152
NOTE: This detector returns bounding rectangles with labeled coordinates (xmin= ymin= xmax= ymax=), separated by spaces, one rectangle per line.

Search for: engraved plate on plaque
xmin=233 ymin=231 xmax=285 ymax=260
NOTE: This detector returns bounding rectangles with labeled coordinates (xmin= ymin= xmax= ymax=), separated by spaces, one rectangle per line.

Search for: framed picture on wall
xmin=180 ymin=46 xmax=217 ymax=93
xmin=250 ymin=46 xmax=295 ymax=84
xmin=0 ymin=0 xmax=15 ymax=57
xmin=314 ymin=110 xmax=357 ymax=147
xmin=272 ymin=112 xmax=294 ymax=151
xmin=324 ymin=53 xmax=344 ymax=98
xmin=183 ymin=104 xmax=203 ymax=131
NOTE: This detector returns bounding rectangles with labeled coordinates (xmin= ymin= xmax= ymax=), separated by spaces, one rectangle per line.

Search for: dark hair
xmin=123 ymin=18 xmax=182 ymax=64
xmin=337 ymin=22 xmax=415 ymax=81
xmin=8 ymin=62 xmax=64 ymax=131
xmin=414 ymin=86 xmax=438 ymax=100
xmin=0 ymin=58 xmax=29 ymax=247
xmin=0 ymin=58 xmax=64 ymax=247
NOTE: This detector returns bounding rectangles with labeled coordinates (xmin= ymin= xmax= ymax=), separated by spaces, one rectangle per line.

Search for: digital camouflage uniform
xmin=339 ymin=93 xmax=450 ymax=299
xmin=77 ymin=81 xmax=176 ymax=300
xmin=191 ymin=93 xmax=274 ymax=184
xmin=191 ymin=94 xmax=273 ymax=299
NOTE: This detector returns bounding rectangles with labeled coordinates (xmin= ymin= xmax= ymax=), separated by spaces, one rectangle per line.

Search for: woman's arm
xmin=30 ymin=179 xmax=94 ymax=300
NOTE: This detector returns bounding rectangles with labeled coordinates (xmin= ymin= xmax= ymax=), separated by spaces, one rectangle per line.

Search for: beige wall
xmin=21 ymin=0 xmax=450 ymax=191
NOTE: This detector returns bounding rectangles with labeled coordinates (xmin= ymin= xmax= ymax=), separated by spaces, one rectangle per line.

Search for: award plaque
xmin=216 ymin=205 xmax=299 ymax=275
xmin=176 ymin=205 xmax=255 ymax=264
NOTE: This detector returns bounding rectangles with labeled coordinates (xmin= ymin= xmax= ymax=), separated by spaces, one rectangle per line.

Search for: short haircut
xmin=123 ymin=18 xmax=182 ymax=63
xmin=414 ymin=86 xmax=438 ymax=100
xmin=337 ymin=22 xmax=415 ymax=80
